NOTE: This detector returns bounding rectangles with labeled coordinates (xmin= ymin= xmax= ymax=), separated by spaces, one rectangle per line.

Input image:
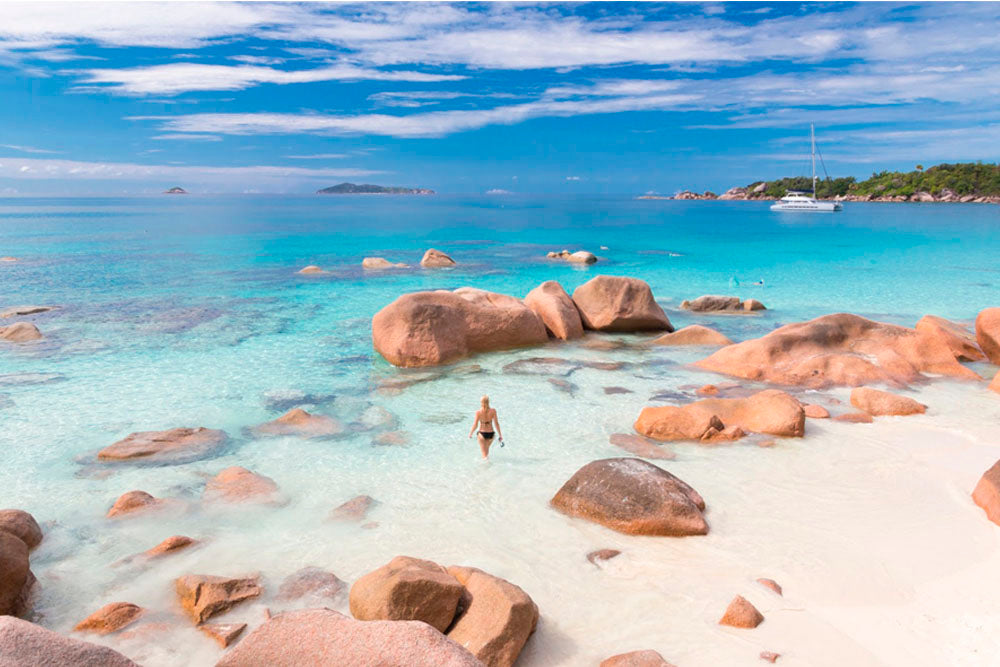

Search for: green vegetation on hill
xmin=317 ymin=182 xmax=433 ymax=194
xmin=751 ymin=163 xmax=1000 ymax=198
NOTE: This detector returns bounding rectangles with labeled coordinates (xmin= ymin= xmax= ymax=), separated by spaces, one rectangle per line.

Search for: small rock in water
xmin=278 ymin=567 xmax=346 ymax=601
xmin=603 ymin=386 xmax=633 ymax=395
xmin=719 ymin=595 xmax=764 ymax=628
xmin=756 ymin=578 xmax=783 ymax=595
xmin=330 ymin=495 xmax=377 ymax=521
xmin=0 ymin=305 xmax=56 ymax=318
xmin=74 ymin=602 xmax=143 ymax=635
xmin=297 ymin=265 xmax=326 ymax=274
xmin=420 ymin=248 xmax=456 ymax=268
xmin=106 ymin=490 xmax=169 ymax=518
xmin=586 ymin=549 xmax=621 ymax=565
xmin=833 ymin=411 xmax=874 ymax=424
xmin=373 ymin=430 xmax=408 ymax=446
xmin=263 ymin=389 xmax=337 ymax=412
xmin=608 ymin=433 xmax=675 ymax=460
xmin=203 ymin=467 xmax=283 ymax=505
xmin=97 ymin=427 xmax=228 ymax=465
xmin=650 ymin=324 xmax=733 ymax=346
xmin=145 ymin=535 xmax=198 ymax=559
xmin=850 ymin=387 xmax=927 ymax=416
xmin=200 ymin=622 xmax=246 ymax=648
xmin=580 ymin=337 xmax=629 ymax=351
xmin=0 ymin=322 xmax=42 ymax=342
xmin=174 ymin=574 xmax=262 ymax=624
xmin=502 ymin=357 xmax=579 ymax=376
xmin=803 ymin=404 xmax=830 ymax=419
xmin=250 ymin=408 xmax=344 ymax=439
xmin=548 ymin=378 xmax=577 ymax=395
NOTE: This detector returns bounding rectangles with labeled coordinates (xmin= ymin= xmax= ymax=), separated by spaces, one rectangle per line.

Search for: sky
xmin=1 ymin=1 xmax=999 ymax=195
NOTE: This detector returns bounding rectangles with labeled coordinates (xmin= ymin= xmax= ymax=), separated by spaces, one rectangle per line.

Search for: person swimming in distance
xmin=752 ymin=277 xmax=765 ymax=286
xmin=468 ymin=395 xmax=503 ymax=459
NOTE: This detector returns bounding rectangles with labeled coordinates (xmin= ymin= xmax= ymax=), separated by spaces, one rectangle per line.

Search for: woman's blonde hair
xmin=480 ymin=395 xmax=490 ymax=409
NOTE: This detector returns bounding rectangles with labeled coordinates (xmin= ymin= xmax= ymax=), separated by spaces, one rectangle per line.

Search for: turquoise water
xmin=2 ymin=196 xmax=1000 ymax=666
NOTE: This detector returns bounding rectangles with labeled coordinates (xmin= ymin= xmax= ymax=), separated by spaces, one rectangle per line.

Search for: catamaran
xmin=771 ymin=124 xmax=842 ymax=212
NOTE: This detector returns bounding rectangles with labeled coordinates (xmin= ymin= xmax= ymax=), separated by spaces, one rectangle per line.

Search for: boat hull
xmin=771 ymin=201 xmax=843 ymax=212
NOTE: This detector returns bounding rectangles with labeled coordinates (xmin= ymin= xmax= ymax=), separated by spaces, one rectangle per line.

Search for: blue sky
xmin=1 ymin=1 xmax=998 ymax=194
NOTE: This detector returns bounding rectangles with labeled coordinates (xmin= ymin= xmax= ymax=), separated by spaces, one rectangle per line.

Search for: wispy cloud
xmin=152 ymin=133 xmax=222 ymax=142
xmin=283 ymin=153 xmax=349 ymax=159
xmin=0 ymin=143 xmax=60 ymax=154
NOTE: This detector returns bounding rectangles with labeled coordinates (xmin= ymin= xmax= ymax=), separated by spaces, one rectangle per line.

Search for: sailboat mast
xmin=811 ymin=123 xmax=817 ymax=198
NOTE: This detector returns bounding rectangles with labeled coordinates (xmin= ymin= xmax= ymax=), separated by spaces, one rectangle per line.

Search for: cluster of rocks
xmin=545 ymin=249 xmax=598 ymax=264
xmin=680 ymin=295 xmax=765 ymax=313
xmin=298 ymin=248 xmax=457 ymax=275
xmin=670 ymin=190 xmax=717 ymax=200
xmin=372 ymin=275 xmax=673 ymax=367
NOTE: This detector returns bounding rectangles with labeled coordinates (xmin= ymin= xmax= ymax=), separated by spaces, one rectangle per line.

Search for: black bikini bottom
xmin=478 ymin=431 xmax=495 ymax=440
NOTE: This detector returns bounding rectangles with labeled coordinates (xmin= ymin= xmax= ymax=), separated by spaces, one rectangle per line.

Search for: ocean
xmin=2 ymin=195 xmax=1000 ymax=666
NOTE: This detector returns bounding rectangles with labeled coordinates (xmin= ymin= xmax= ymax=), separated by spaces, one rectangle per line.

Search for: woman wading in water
xmin=468 ymin=395 xmax=503 ymax=459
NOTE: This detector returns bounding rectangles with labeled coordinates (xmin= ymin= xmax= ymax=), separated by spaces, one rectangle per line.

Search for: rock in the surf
xmin=203 ymin=467 xmax=282 ymax=505
xmin=679 ymin=295 xmax=741 ymax=312
xmin=0 ymin=509 xmax=42 ymax=549
xmin=834 ymin=411 xmax=873 ymax=423
xmin=650 ymin=324 xmax=732 ymax=346
xmin=372 ymin=288 xmax=547 ymax=367
xmin=145 ymin=535 xmax=197 ymax=559
xmin=600 ymin=650 xmax=677 ymax=666
xmin=0 ymin=616 xmax=138 ymax=666
xmin=363 ymin=257 xmax=408 ymax=269
xmin=97 ymin=427 xmax=227 ymax=464
xmin=420 ymin=248 xmax=456 ymax=268
xmin=696 ymin=313 xmax=978 ymax=387
xmin=634 ymin=389 xmax=805 ymax=442
xmin=608 ymin=433 xmax=675 ymax=459
xmin=215 ymin=608 xmax=480 ymax=667
xmin=587 ymin=549 xmax=621 ymax=565
xmin=74 ymin=602 xmax=143 ymax=635
xmin=571 ymin=276 xmax=673 ymax=333
xmin=916 ymin=315 xmax=985 ymax=362
xmin=445 ymin=565 xmax=539 ymax=667
xmin=719 ymin=595 xmax=764 ymax=628
xmin=975 ymin=308 xmax=1000 ymax=364
xmin=550 ymin=458 xmax=708 ymax=536
xmin=524 ymin=280 xmax=584 ymax=340
xmin=200 ymin=622 xmax=246 ymax=648
xmin=174 ymin=574 xmax=262 ymax=624
xmin=349 ymin=556 xmax=464 ymax=632
xmin=0 ymin=322 xmax=42 ymax=342
xmin=0 ymin=531 xmax=32 ymax=616
xmin=972 ymin=460 xmax=1000 ymax=525
xmin=277 ymin=567 xmax=345 ymax=601
xmin=802 ymin=404 xmax=830 ymax=419
xmin=330 ymin=495 xmax=376 ymax=521
xmin=297 ymin=265 xmax=325 ymax=274
xmin=250 ymin=408 xmax=343 ymax=438
xmin=850 ymin=387 xmax=927 ymax=416
xmin=106 ymin=490 xmax=170 ymax=518
xmin=547 ymin=249 xmax=598 ymax=264
xmin=0 ymin=305 xmax=56 ymax=318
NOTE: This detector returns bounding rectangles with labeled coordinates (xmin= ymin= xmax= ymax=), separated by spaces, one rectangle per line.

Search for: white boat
xmin=771 ymin=124 xmax=842 ymax=212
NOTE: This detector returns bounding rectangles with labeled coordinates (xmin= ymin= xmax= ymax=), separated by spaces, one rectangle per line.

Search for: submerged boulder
xmin=975 ymin=308 xmax=1000 ymax=364
xmin=250 ymin=408 xmax=343 ymax=439
xmin=145 ymin=535 xmax=197 ymax=559
xmin=349 ymin=556 xmax=464 ymax=633
xmin=297 ymin=265 xmax=325 ymax=274
xmin=571 ymin=276 xmax=673 ymax=333
xmin=696 ymin=313 xmax=978 ymax=388
xmin=106 ymin=490 xmax=169 ymax=518
xmin=0 ymin=322 xmax=42 ymax=342
xmin=277 ymin=567 xmax=345 ymax=602
xmin=916 ymin=315 xmax=985 ymax=362
xmin=330 ymin=494 xmax=376 ymax=521
xmin=216 ymin=608 xmax=480 ymax=667
xmin=363 ymin=257 xmax=408 ymax=270
xmin=445 ymin=565 xmax=539 ymax=667
xmin=634 ymin=389 xmax=805 ymax=442
xmin=650 ymin=325 xmax=732 ymax=346
xmin=0 ymin=616 xmax=138 ymax=666
xmin=550 ymin=458 xmax=708 ymax=536
xmin=372 ymin=288 xmax=547 ymax=367
xmin=97 ymin=427 xmax=227 ymax=464
xmin=524 ymin=280 xmax=584 ymax=340
xmin=850 ymin=387 xmax=927 ymax=416
xmin=174 ymin=574 xmax=262 ymax=624
xmin=74 ymin=602 xmax=143 ymax=635
xmin=203 ymin=467 xmax=282 ymax=505
xmin=420 ymin=248 xmax=456 ymax=268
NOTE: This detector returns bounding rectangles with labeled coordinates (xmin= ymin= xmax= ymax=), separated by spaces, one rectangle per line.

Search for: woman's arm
xmin=468 ymin=411 xmax=479 ymax=438
xmin=493 ymin=411 xmax=502 ymax=440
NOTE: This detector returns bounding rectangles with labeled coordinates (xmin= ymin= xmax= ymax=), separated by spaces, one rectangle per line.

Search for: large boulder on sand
xmin=600 ymin=650 xmax=677 ymax=667
xmin=421 ymin=248 xmax=456 ymax=268
xmin=634 ymin=389 xmax=805 ymax=442
xmin=696 ymin=313 xmax=979 ymax=388
xmin=0 ymin=509 xmax=42 ymax=549
xmin=0 ymin=322 xmax=42 ymax=342
xmin=372 ymin=288 xmax=547 ymax=367
xmin=571 ymin=276 xmax=673 ymax=333
xmin=650 ymin=325 xmax=732 ymax=346
xmin=972 ymin=460 xmax=1000 ymax=525
xmin=550 ymin=458 xmax=707 ymax=536
xmin=97 ymin=427 xmax=227 ymax=464
xmin=445 ymin=566 xmax=539 ymax=667
xmin=250 ymin=408 xmax=343 ymax=438
xmin=0 ymin=531 xmax=32 ymax=616
xmin=0 ymin=616 xmax=138 ymax=666
xmin=174 ymin=574 xmax=262 ymax=624
xmin=350 ymin=556 xmax=465 ymax=632
xmin=975 ymin=308 xmax=1000 ymax=364
xmin=850 ymin=387 xmax=927 ymax=416
xmin=216 ymin=608 xmax=480 ymax=667
xmin=916 ymin=315 xmax=985 ymax=362
xmin=524 ymin=281 xmax=583 ymax=340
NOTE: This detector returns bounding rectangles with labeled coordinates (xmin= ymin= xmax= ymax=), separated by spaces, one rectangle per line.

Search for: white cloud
xmin=0 ymin=143 xmax=60 ymax=154
xmin=0 ymin=155 xmax=381 ymax=185
xmin=71 ymin=62 xmax=464 ymax=96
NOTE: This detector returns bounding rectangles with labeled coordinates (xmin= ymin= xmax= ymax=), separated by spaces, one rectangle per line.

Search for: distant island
xmin=658 ymin=162 xmax=1000 ymax=203
xmin=163 ymin=186 xmax=187 ymax=194
xmin=317 ymin=183 xmax=434 ymax=195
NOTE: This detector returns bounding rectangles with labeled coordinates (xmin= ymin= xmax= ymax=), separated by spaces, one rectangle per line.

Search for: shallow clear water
xmin=2 ymin=195 xmax=1000 ymax=666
